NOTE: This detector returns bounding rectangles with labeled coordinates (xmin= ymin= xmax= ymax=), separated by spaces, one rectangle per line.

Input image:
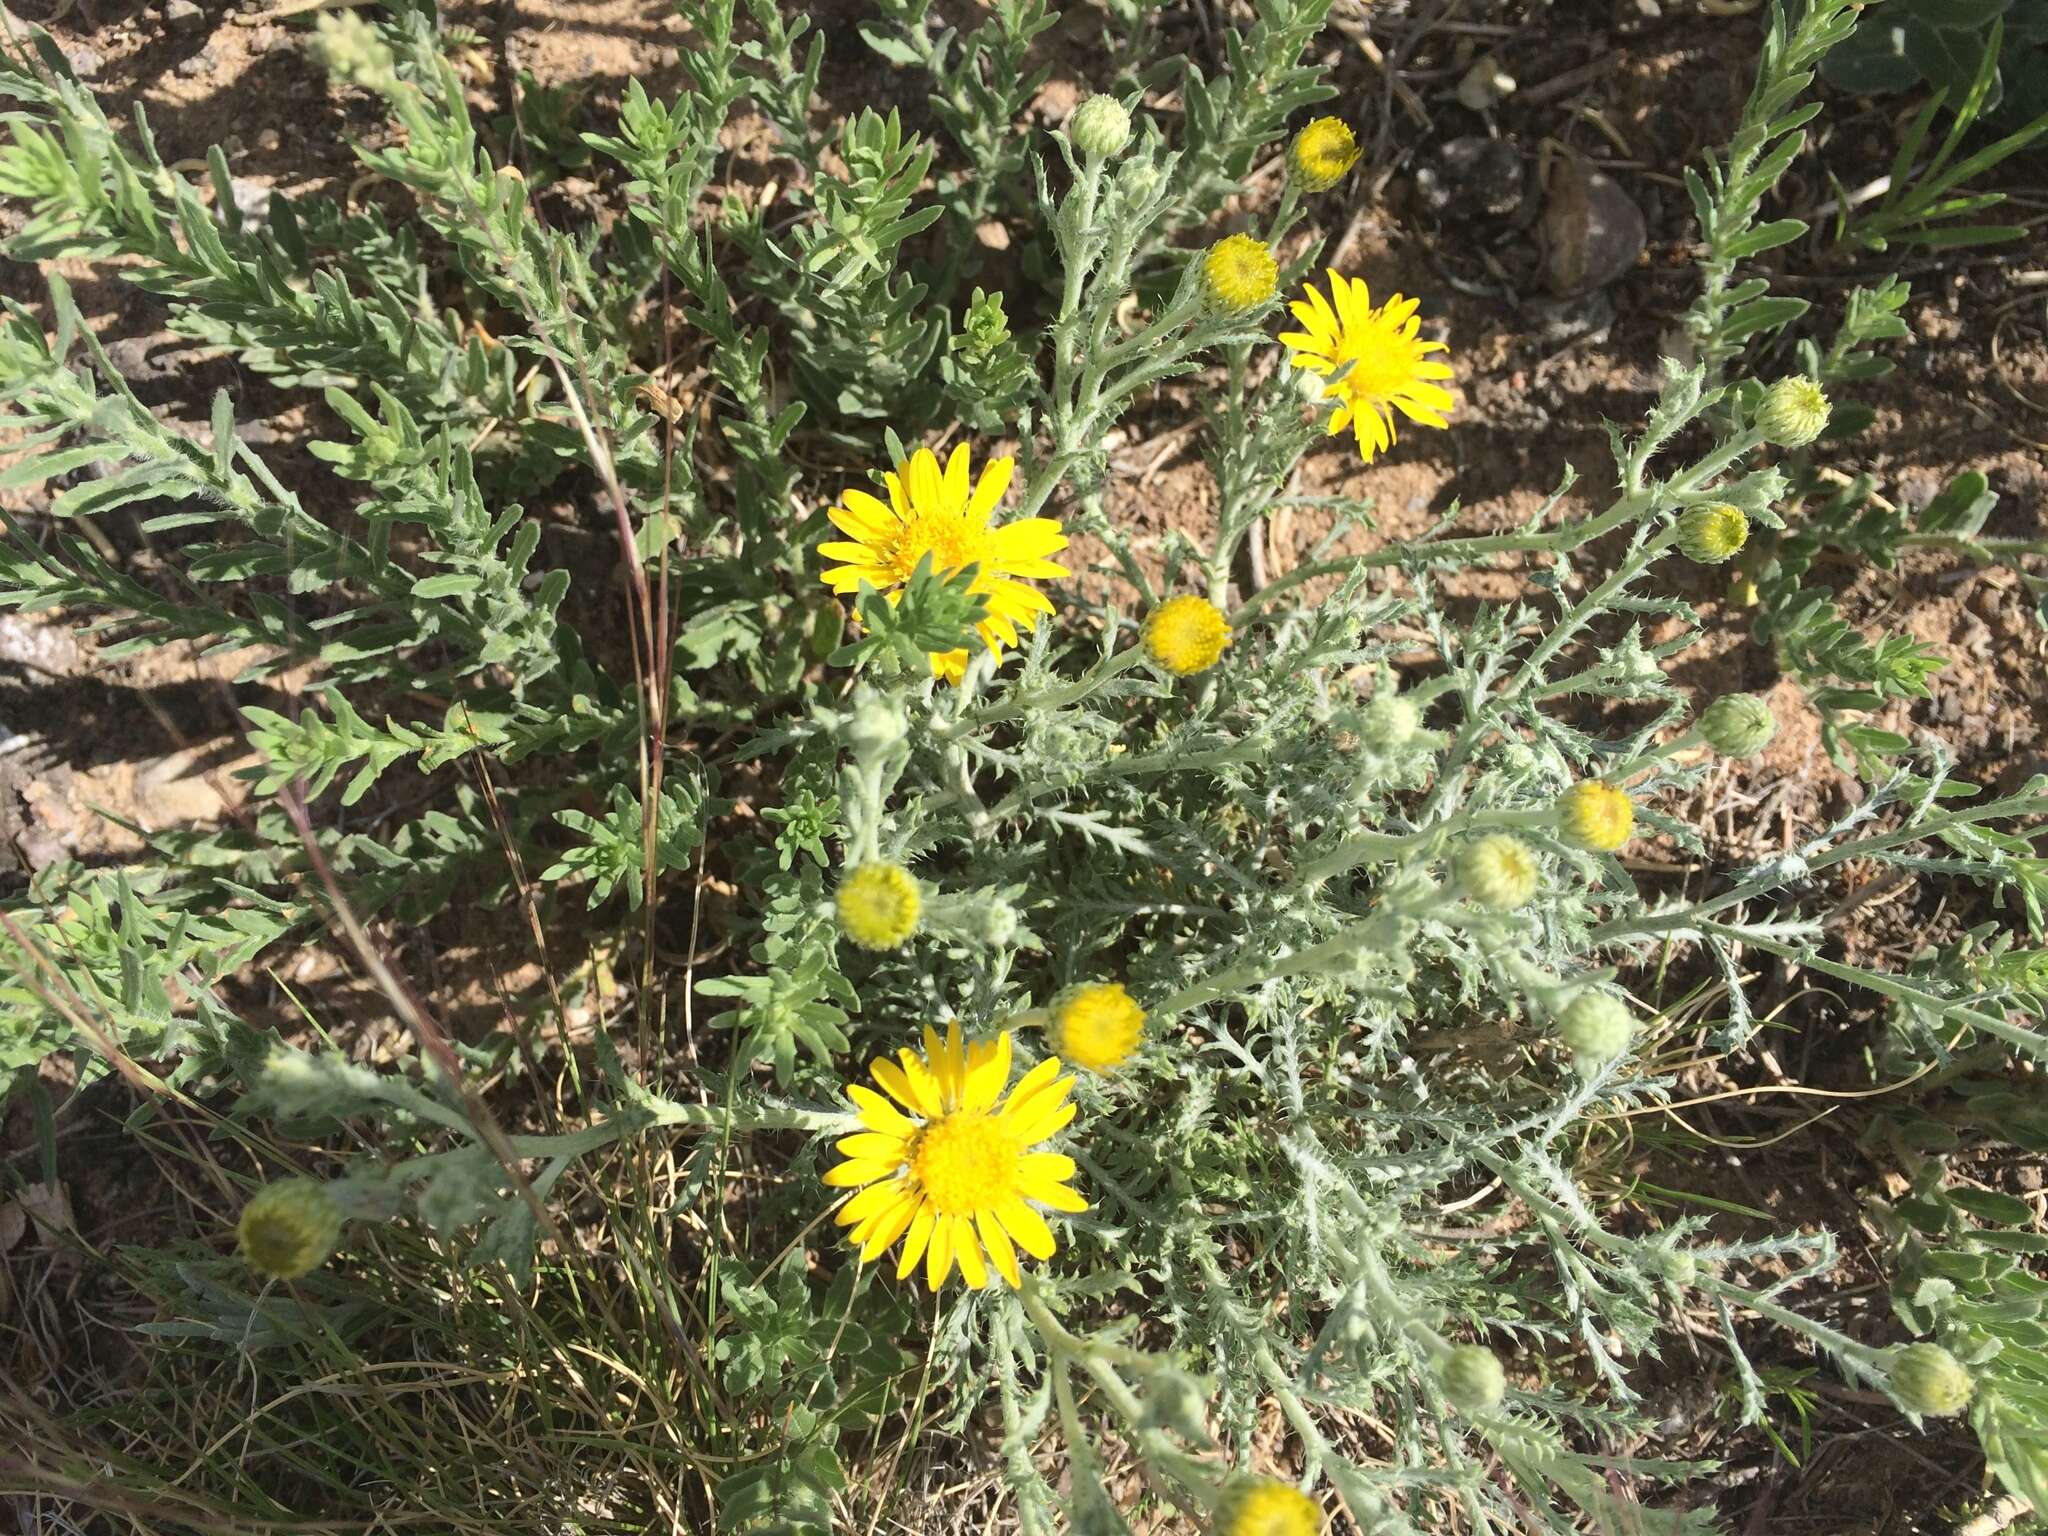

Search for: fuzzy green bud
xmin=1888 ymin=1342 xmax=1973 ymax=1417
xmin=1558 ymin=992 xmax=1633 ymax=1066
xmin=1456 ymin=834 xmax=1540 ymax=911
xmin=1677 ymin=502 xmax=1749 ymax=564
xmin=1755 ymin=375 xmax=1831 ymax=447
xmin=1441 ymin=1344 xmax=1506 ymax=1414
xmin=308 ymin=10 xmax=398 ymax=94
xmin=1357 ymin=692 xmax=1420 ymax=756
xmin=1699 ymin=694 xmax=1776 ymax=757
xmin=237 ymin=1178 xmax=344 ymax=1280
xmin=845 ymin=696 xmax=907 ymax=755
xmin=1070 ymin=95 xmax=1133 ymax=160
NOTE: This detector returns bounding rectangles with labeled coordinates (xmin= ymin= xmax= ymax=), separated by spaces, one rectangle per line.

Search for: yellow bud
xmin=237 ymin=1178 xmax=343 ymax=1281
xmin=835 ymin=862 xmax=921 ymax=951
xmin=1557 ymin=780 xmax=1634 ymax=852
xmin=1677 ymin=503 xmax=1749 ymax=564
xmin=1289 ymin=116 xmax=1360 ymax=192
xmin=1142 ymin=594 xmax=1232 ymax=676
xmin=1756 ymin=375 xmax=1830 ymax=447
xmin=1050 ymin=982 xmax=1146 ymax=1073
xmin=1201 ymin=234 xmax=1278 ymax=312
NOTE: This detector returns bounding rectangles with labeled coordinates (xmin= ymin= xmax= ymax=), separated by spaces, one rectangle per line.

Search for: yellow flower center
xmin=1142 ymin=595 xmax=1231 ymax=676
xmin=910 ymin=1112 xmax=1020 ymax=1215
xmin=1331 ymin=325 xmax=1417 ymax=404
xmin=836 ymin=862 xmax=922 ymax=950
xmin=878 ymin=511 xmax=991 ymax=585
xmin=1052 ymin=982 xmax=1146 ymax=1072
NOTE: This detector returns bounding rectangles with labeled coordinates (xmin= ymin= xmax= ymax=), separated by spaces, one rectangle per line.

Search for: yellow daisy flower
xmin=826 ymin=1025 xmax=1087 ymax=1289
xmin=818 ymin=444 xmax=1069 ymax=684
xmin=1279 ymin=271 xmax=1456 ymax=463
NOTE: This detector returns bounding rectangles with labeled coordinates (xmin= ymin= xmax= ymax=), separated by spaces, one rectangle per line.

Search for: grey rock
xmin=1413 ymin=136 xmax=1525 ymax=222
xmin=65 ymin=44 xmax=105 ymax=78
xmin=165 ymin=0 xmax=206 ymax=31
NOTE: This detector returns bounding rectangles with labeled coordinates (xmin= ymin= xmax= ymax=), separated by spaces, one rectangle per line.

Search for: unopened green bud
xmin=1756 ymin=376 xmax=1831 ymax=448
xmin=308 ymin=10 xmax=398 ymax=94
xmin=1457 ymin=834 xmax=1540 ymax=911
xmin=1888 ymin=1342 xmax=1973 ymax=1417
xmin=845 ymin=696 xmax=907 ymax=755
xmin=1070 ymin=95 xmax=1133 ymax=160
xmin=237 ymin=1178 xmax=344 ymax=1280
xmin=1677 ymin=502 xmax=1749 ymax=564
xmin=1357 ymin=692 xmax=1420 ymax=756
xmin=1441 ymin=1344 xmax=1506 ymax=1414
xmin=1558 ymin=992 xmax=1633 ymax=1066
xmin=1699 ymin=694 xmax=1776 ymax=757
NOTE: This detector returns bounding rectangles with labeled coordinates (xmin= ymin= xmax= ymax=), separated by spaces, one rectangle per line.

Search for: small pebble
xmin=65 ymin=44 xmax=105 ymax=78
xmin=257 ymin=128 xmax=281 ymax=152
xmin=165 ymin=0 xmax=205 ymax=31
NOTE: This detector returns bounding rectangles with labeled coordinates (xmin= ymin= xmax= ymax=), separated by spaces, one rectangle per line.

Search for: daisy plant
xmin=6 ymin=2 xmax=2048 ymax=1535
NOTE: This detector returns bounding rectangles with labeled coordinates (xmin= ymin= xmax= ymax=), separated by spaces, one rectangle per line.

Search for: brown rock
xmin=1540 ymin=156 xmax=1646 ymax=296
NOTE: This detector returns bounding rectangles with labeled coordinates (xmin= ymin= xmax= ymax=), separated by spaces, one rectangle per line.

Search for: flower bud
xmin=1440 ymin=1344 xmax=1506 ymax=1414
xmin=1556 ymin=780 xmax=1633 ymax=852
xmin=835 ymin=861 xmax=921 ymax=951
xmin=1288 ymin=116 xmax=1360 ymax=192
xmin=1142 ymin=594 xmax=1232 ymax=676
xmin=1456 ymin=834 xmax=1540 ymax=911
xmin=1888 ymin=1342 xmax=1973 ymax=1417
xmin=308 ymin=10 xmax=398 ymax=94
xmin=845 ymin=696 xmax=907 ymax=755
xmin=1756 ymin=375 xmax=1831 ymax=447
xmin=1699 ymin=694 xmax=1776 ymax=757
xmin=1357 ymin=692 xmax=1420 ymax=757
xmin=1200 ymin=234 xmax=1279 ymax=313
xmin=1677 ymin=502 xmax=1749 ymax=564
xmin=237 ymin=1178 xmax=344 ymax=1280
xmin=1558 ymin=992 xmax=1634 ymax=1066
xmin=1069 ymin=94 xmax=1133 ymax=160
xmin=1212 ymin=1477 xmax=1322 ymax=1536
xmin=1050 ymin=981 xmax=1146 ymax=1073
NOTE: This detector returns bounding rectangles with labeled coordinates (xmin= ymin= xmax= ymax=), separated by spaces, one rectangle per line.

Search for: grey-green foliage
xmin=1 ymin=0 xmax=2043 ymax=1532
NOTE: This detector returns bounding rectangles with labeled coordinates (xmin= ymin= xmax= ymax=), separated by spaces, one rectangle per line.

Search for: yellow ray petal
xmin=968 ymin=455 xmax=1016 ymax=519
xmin=896 ymin=1205 xmax=936 ymax=1280
xmin=954 ymin=1222 xmax=989 ymax=1289
xmin=823 ymin=1157 xmax=900 ymax=1188
xmin=849 ymin=1084 xmax=918 ymax=1136
xmin=995 ymin=1197 xmax=1058 ymax=1260
xmin=977 ymin=1209 xmax=1023 ymax=1287
xmin=925 ymin=1212 xmax=956 ymax=1289
xmin=835 ymin=1131 xmax=909 ymax=1161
